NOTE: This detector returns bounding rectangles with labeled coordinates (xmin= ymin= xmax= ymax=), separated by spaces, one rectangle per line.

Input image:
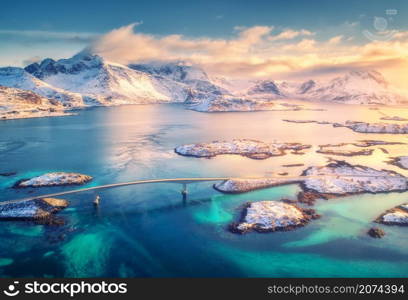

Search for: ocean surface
xmin=0 ymin=102 xmax=408 ymax=277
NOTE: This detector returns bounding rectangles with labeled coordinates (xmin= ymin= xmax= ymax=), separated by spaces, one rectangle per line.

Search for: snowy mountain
xmin=129 ymin=61 xmax=227 ymax=104
xmin=1 ymin=49 xmax=407 ymax=117
xmin=24 ymin=52 xmax=190 ymax=104
xmin=247 ymin=80 xmax=282 ymax=97
xmin=300 ymin=71 xmax=405 ymax=105
xmin=0 ymin=67 xmax=86 ymax=106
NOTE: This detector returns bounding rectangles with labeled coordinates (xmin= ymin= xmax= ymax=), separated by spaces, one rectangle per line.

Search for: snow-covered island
xmin=301 ymin=160 xmax=408 ymax=194
xmin=214 ymin=177 xmax=300 ymax=193
xmin=229 ymin=201 xmax=319 ymax=234
xmin=340 ymin=121 xmax=408 ymax=134
xmin=376 ymin=203 xmax=408 ymax=226
xmin=0 ymin=198 xmax=69 ymax=222
xmin=388 ymin=156 xmax=408 ymax=170
xmin=175 ymin=139 xmax=311 ymax=159
xmin=13 ymin=172 xmax=92 ymax=188
xmin=316 ymin=145 xmax=374 ymax=156
xmin=214 ymin=161 xmax=408 ymax=206
xmin=380 ymin=116 xmax=408 ymax=121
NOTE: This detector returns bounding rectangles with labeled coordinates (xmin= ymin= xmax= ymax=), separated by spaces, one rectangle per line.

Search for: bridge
xmin=1 ymin=177 xmax=231 ymax=205
xmin=2 ymin=173 xmax=400 ymax=206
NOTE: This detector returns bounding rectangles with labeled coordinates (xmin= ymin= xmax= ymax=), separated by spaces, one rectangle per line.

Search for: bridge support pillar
xmin=181 ymin=183 xmax=188 ymax=195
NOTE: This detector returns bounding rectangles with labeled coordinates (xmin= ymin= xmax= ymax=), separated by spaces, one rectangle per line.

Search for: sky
xmin=0 ymin=0 xmax=407 ymax=89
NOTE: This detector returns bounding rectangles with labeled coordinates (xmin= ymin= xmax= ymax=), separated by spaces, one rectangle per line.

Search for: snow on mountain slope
xmin=247 ymin=80 xmax=282 ymax=98
xmin=303 ymin=70 xmax=406 ymax=105
xmin=25 ymin=53 xmax=189 ymax=104
xmin=0 ymin=67 xmax=86 ymax=106
xmin=0 ymin=86 xmax=69 ymax=120
xmin=129 ymin=61 xmax=227 ymax=101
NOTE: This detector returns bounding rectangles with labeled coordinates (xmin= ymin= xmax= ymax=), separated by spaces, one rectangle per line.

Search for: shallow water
xmin=0 ymin=102 xmax=408 ymax=277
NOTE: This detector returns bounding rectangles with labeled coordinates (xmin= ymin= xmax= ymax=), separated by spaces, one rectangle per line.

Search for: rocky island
xmin=340 ymin=121 xmax=408 ymax=134
xmin=380 ymin=116 xmax=408 ymax=121
xmin=301 ymin=160 xmax=408 ymax=195
xmin=376 ymin=203 xmax=408 ymax=226
xmin=175 ymin=139 xmax=311 ymax=159
xmin=229 ymin=201 xmax=319 ymax=234
xmin=214 ymin=177 xmax=299 ymax=193
xmin=13 ymin=172 xmax=92 ymax=188
xmin=316 ymin=146 xmax=374 ymax=157
xmin=388 ymin=156 xmax=408 ymax=170
xmin=214 ymin=161 xmax=408 ymax=206
xmin=0 ymin=198 xmax=69 ymax=222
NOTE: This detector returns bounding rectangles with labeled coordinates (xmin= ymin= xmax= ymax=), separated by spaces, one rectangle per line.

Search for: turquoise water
xmin=0 ymin=104 xmax=407 ymax=277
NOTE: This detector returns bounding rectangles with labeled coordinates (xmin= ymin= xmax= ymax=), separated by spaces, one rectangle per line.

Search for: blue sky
xmin=0 ymin=0 xmax=407 ymax=89
xmin=1 ymin=0 xmax=407 ymax=37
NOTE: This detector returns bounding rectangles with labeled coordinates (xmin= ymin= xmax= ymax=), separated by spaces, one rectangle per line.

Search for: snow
xmin=2 ymin=50 xmax=407 ymax=115
xmin=302 ymin=161 xmax=408 ymax=194
xmin=343 ymin=121 xmax=408 ymax=133
xmin=214 ymin=177 xmax=298 ymax=193
xmin=175 ymin=139 xmax=311 ymax=159
xmin=0 ymin=67 xmax=85 ymax=106
xmin=0 ymin=86 xmax=71 ymax=120
xmin=236 ymin=201 xmax=309 ymax=232
xmin=0 ymin=198 xmax=68 ymax=220
xmin=15 ymin=172 xmax=92 ymax=188
xmin=381 ymin=210 xmax=408 ymax=224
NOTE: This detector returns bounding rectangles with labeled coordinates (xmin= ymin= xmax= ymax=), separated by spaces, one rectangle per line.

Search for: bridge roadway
xmin=2 ymin=173 xmax=403 ymax=205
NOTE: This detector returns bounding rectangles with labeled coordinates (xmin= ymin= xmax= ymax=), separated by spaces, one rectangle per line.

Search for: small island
xmin=214 ymin=177 xmax=299 ymax=193
xmin=341 ymin=121 xmax=408 ymax=134
xmin=13 ymin=172 xmax=92 ymax=188
xmin=229 ymin=201 xmax=319 ymax=234
xmin=387 ymin=156 xmax=408 ymax=170
xmin=175 ymin=139 xmax=311 ymax=160
xmin=0 ymin=198 xmax=69 ymax=222
xmin=376 ymin=203 xmax=408 ymax=226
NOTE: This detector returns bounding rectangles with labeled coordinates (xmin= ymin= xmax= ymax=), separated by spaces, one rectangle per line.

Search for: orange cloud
xmin=91 ymin=23 xmax=408 ymax=92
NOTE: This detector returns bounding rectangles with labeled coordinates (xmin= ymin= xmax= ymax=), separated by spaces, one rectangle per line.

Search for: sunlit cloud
xmin=45 ymin=22 xmax=408 ymax=92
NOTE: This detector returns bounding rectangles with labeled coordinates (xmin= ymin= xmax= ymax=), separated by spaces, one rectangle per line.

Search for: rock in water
xmin=341 ymin=121 xmax=408 ymax=134
xmin=301 ymin=160 xmax=408 ymax=194
xmin=0 ymin=198 xmax=69 ymax=221
xmin=175 ymin=139 xmax=310 ymax=159
xmin=376 ymin=203 xmax=408 ymax=226
xmin=388 ymin=156 xmax=408 ymax=170
xmin=13 ymin=172 xmax=92 ymax=188
xmin=214 ymin=178 xmax=299 ymax=193
xmin=367 ymin=227 xmax=385 ymax=238
xmin=229 ymin=201 xmax=319 ymax=234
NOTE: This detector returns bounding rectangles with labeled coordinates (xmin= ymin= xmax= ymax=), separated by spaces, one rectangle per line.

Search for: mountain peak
xmin=24 ymin=51 xmax=104 ymax=79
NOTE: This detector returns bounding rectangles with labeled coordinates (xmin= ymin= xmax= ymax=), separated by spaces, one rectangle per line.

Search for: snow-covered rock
xmin=175 ymin=139 xmax=311 ymax=159
xmin=0 ymin=86 xmax=71 ymax=120
xmin=230 ymin=201 xmax=318 ymax=233
xmin=380 ymin=116 xmax=408 ymax=121
xmin=388 ymin=156 xmax=408 ymax=170
xmin=377 ymin=203 xmax=408 ymax=226
xmin=302 ymin=160 xmax=408 ymax=194
xmin=214 ymin=177 xmax=298 ymax=193
xmin=341 ymin=121 xmax=408 ymax=133
xmin=14 ymin=172 xmax=92 ymax=188
xmin=0 ymin=198 xmax=68 ymax=221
